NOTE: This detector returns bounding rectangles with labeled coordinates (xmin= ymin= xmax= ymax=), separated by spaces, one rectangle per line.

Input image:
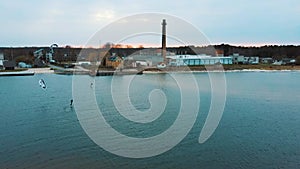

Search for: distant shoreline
xmin=143 ymin=69 xmax=300 ymax=74
xmin=1 ymin=65 xmax=300 ymax=76
xmin=189 ymin=64 xmax=300 ymax=71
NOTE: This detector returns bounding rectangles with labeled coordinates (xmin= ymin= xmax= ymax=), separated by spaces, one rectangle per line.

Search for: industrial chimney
xmin=161 ymin=19 xmax=167 ymax=63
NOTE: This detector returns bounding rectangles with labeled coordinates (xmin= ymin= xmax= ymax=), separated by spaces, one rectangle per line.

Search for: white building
xmin=0 ymin=53 xmax=4 ymax=70
xmin=244 ymin=56 xmax=259 ymax=64
xmin=260 ymin=58 xmax=273 ymax=64
xmin=230 ymin=53 xmax=245 ymax=64
xmin=167 ymin=54 xmax=233 ymax=66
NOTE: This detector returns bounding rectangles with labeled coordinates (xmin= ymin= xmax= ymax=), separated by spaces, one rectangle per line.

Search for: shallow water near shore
xmin=0 ymin=72 xmax=300 ymax=168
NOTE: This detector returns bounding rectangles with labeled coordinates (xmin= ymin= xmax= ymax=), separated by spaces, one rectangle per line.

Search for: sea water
xmin=0 ymin=72 xmax=299 ymax=168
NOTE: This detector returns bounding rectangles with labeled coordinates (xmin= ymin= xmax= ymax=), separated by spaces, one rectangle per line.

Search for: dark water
xmin=0 ymin=72 xmax=299 ymax=169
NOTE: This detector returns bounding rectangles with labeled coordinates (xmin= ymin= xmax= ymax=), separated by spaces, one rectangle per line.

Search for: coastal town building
xmin=273 ymin=60 xmax=283 ymax=65
xmin=105 ymin=54 xmax=123 ymax=68
xmin=167 ymin=54 xmax=233 ymax=66
xmin=282 ymin=58 xmax=296 ymax=65
xmin=230 ymin=53 xmax=245 ymax=64
xmin=215 ymin=49 xmax=224 ymax=57
xmin=260 ymin=58 xmax=273 ymax=64
xmin=244 ymin=56 xmax=259 ymax=64
xmin=3 ymin=61 xmax=16 ymax=70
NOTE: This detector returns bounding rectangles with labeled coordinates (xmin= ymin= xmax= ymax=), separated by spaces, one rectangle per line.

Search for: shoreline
xmin=1 ymin=66 xmax=300 ymax=76
xmin=0 ymin=68 xmax=54 ymax=76
xmin=29 ymin=68 xmax=54 ymax=74
xmin=143 ymin=69 xmax=300 ymax=74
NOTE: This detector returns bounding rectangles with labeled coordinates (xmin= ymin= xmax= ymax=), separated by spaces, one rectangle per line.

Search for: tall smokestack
xmin=161 ymin=19 xmax=167 ymax=63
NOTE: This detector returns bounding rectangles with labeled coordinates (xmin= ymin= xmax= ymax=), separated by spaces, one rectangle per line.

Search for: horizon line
xmin=1 ymin=43 xmax=300 ymax=48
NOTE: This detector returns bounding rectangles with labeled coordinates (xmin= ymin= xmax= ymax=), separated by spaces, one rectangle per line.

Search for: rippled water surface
xmin=0 ymin=72 xmax=299 ymax=169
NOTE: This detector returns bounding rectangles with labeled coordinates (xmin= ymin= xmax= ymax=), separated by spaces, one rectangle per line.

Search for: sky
xmin=1 ymin=0 xmax=299 ymax=47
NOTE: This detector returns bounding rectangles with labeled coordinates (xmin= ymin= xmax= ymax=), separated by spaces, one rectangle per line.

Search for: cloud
xmin=95 ymin=10 xmax=115 ymax=21
xmin=0 ymin=0 xmax=299 ymax=46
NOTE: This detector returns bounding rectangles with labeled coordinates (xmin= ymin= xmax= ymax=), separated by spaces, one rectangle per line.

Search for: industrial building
xmin=167 ymin=55 xmax=233 ymax=66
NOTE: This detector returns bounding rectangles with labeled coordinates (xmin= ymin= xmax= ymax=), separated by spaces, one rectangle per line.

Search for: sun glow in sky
xmin=1 ymin=0 xmax=299 ymax=47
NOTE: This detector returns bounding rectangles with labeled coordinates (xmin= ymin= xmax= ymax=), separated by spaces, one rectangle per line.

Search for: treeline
xmin=214 ymin=44 xmax=300 ymax=59
xmin=1 ymin=44 xmax=300 ymax=64
xmin=0 ymin=47 xmax=81 ymax=64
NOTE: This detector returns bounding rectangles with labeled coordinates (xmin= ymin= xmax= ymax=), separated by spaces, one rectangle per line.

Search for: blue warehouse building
xmin=167 ymin=55 xmax=233 ymax=66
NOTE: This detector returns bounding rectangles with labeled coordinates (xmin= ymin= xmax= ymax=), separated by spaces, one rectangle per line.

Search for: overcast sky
xmin=1 ymin=0 xmax=299 ymax=47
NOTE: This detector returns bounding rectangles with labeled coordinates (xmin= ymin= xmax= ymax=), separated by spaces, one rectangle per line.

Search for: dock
xmin=0 ymin=71 xmax=34 ymax=76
